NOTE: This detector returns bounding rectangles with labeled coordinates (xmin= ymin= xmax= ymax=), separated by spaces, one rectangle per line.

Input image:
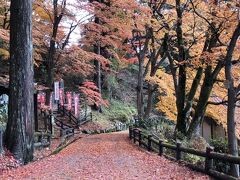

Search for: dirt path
xmin=1 ymin=132 xmax=210 ymax=180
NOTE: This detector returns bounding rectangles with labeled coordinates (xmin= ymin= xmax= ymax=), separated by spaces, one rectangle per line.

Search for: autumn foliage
xmin=79 ymin=81 xmax=109 ymax=107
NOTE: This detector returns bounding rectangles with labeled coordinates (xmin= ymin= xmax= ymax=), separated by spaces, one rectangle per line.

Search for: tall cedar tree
xmin=5 ymin=0 xmax=34 ymax=163
xmin=89 ymin=0 xmax=104 ymax=107
xmin=83 ymin=0 xmax=148 ymax=110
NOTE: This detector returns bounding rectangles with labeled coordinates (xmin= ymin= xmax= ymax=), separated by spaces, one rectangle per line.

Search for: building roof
xmin=0 ymin=60 xmax=49 ymax=92
xmin=0 ymin=74 xmax=9 ymax=88
xmin=0 ymin=60 xmax=9 ymax=88
xmin=236 ymin=109 xmax=240 ymax=139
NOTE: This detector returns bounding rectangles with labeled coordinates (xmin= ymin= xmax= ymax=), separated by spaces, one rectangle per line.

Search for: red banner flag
xmin=74 ymin=93 xmax=79 ymax=117
xmin=50 ymin=92 xmax=53 ymax=111
xmin=59 ymin=88 xmax=64 ymax=106
xmin=38 ymin=92 xmax=46 ymax=109
xmin=66 ymin=92 xmax=72 ymax=111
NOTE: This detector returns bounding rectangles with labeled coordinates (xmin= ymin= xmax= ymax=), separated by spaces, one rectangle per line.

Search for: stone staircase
xmin=34 ymin=104 xmax=93 ymax=149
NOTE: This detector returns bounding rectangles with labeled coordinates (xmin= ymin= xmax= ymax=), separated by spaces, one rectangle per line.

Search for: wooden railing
xmin=58 ymin=104 xmax=78 ymax=127
xmin=58 ymin=104 xmax=92 ymax=127
xmin=129 ymin=127 xmax=240 ymax=180
xmin=0 ymin=129 xmax=3 ymax=154
xmin=53 ymin=115 xmax=74 ymax=138
xmin=34 ymin=131 xmax=52 ymax=149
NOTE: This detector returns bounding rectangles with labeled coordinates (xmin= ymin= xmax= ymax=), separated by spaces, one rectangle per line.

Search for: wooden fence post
xmin=148 ymin=135 xmax=152 ymax=151
xmin=129 ymin=126 xmax=132 ymax=139
xmin=139 ymin=130 xmax=142 ymax=147
xmin=159 ymin=139 xmax=163 ymax=156
xmin=0 ymin=129 xmax=3 ymax=154
xmin=77 ymin=117 xmax=80 ymax=128
xmin=133 ymin=129 xmax=136 ymax=143
xmin=69 ymin=112 xmax=71 ymax=122
xmin=44 ymin=112 xmax=48 ymax=131
xmin=205 ymin=146 xmax=214 ymax=172
xmin=49 ymin=114 xmax=53 ymax=134
xmin=176 ymin=142 xmax=182 ymax=161
xmin=57 ymin=103 xmax=60 ymax=113
xmin=47 ymin=134 xmax=51 ymax=145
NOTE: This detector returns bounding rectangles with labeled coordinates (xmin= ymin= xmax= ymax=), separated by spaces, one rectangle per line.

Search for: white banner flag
xmin=54 ymin=81 xmax=60 ymax=101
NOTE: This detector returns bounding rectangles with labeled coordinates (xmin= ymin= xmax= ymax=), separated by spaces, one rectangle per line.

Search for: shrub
xmin=210 ymin=138 xmax=231 ymax=174
xmin=102 ymin=99 xmax=136 ymax=123
xmin=180 ymin=136 xmax=208 ymax=165
xmin=210 ymin=138 xmax=228 ymax=153
xmin=142 ymin=116 xmax=206 ymax=165
xmin=0 ymin=104 xmax=8 ymax=130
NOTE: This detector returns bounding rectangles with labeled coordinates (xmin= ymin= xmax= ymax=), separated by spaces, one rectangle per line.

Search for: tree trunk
xmin=47 ymin=39 xmax=55 ymax=89
xmin=175 ymin=0 xmax=187 ymax=135
xmin=96 ymin=60 xmax=101 ymax=94
xmin=91 ymin=6 xmax=104 ymax=111
xmin=175 ymin=65 xmax=187 ymax=135
xmin=46 ymin=0 xmax=65 ymax=104
xmin=187 ymin=67 xmax=214 ymax=137
xmin=144 ymin=83 xmax=154 ymax=119
xmin=225 ymin=22 xmax=240 ymax=178
xmin=181 ymin=35 xmax=212 ymax=124
xmin=183 ymin=67 xmax=203 ymax=123
xmin=137 ymin=57 xmax=144 ymax=123
xmin=46 ymin=22 xmax=58 ymax=105
xmin=133 ymin=27 xmax=150 ymax=125
xmin=5 ymin=0 xmax=34 ymax=164
xmin=186 ymin=29 xmax=220 ymax=137
xmin=143 ymin=32 xmax=168 ymax=119
xmin=34 ymin=93 xmax=38 ymax=132
xmin=227 ymin=86 xmax=239 ymax=177
xmin=96 ymin=44 xmax=101 ymax=95
xmin=188 ymin=22 xmax=240 ymax=138
xmin=93 ymin=43 xmax=102 ymax=111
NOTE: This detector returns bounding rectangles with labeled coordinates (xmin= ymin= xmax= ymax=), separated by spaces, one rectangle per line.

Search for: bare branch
xmin=208 ymin=97 xmax=240 ymax=106
xmin=189 ymin=0 xmax=226 ymax=46
xmin=167 ymin=51 xmax=178 ymax=93
xmin=236 ymin=84 xmax=240 ymax=94
xmin=143 ymin=59 xmax=151 ymax=78
xmin=61 ymin=22 xmax=78 ymax=50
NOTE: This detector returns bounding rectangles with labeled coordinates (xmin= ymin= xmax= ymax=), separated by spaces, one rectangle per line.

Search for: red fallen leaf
xmin=0 ymin=132 xmax=211 ymax=179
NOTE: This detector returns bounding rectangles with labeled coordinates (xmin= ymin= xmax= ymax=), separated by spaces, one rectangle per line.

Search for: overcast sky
xmin=66 ymin=0 xmax=91 ymax=45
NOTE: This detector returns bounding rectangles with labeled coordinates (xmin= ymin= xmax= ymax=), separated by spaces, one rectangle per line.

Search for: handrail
xmin=58 ymin=103 xmax=92 ymax=127
xmin=53 ymin=115 xmax=74 ymax=137
xmin=54 ymin=116 xmax=72 ymax=129
xmin=58 ymin=104 xmax=78 ymax=127
xmin=34 ymin=131 xmax=51 ymax=149
xmin=209 ymin=152 xmax=240 ymax=164
xmin=65 ymin=106 xmax=78 ymax=124
xmin=129 ymin=126 xmax=240 ymax=180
